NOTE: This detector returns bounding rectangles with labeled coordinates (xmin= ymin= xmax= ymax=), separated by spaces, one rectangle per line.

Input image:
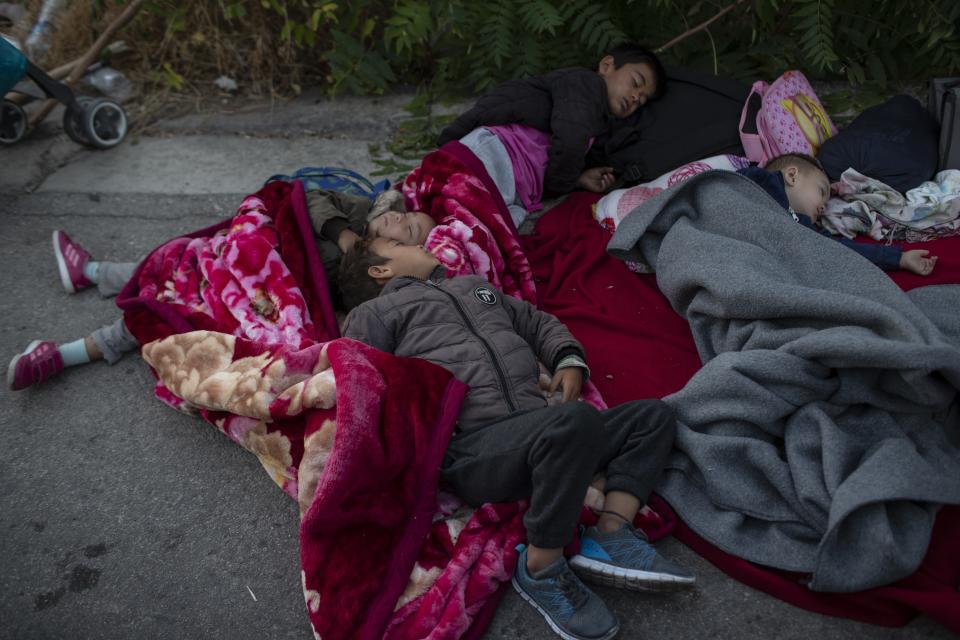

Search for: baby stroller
xmin=0 ymin=36 xmax=127 ymax=148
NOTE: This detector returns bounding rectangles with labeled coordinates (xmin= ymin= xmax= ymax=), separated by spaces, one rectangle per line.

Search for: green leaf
xmin=570 ymin=3 xmax=597 ymax=35
xmin=792 ymin=0 xmax=837 ymax=71
xmin=846 ymin=60 xmax=865 ymax=85
xmin=518 ymin=0 xmax=563 ymax=35
xmin=384 ymin=0 xmax=433 ymax=56
xmin=160 ymin=62 xmax=183 ymax=90
xmin=865 ymin=55 xmax=886 ymax=87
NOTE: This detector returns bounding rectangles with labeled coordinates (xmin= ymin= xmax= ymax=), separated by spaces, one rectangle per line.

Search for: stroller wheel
xmin=0 ymin=100 xmax=27 ymax=145
xmin=79 ymin=98 xmax=127 ymax=149
xmin=62 ymin=98 xmax=92 ymax=145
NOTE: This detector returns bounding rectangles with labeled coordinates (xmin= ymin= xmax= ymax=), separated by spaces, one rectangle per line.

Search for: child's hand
xmin=900 ymin=249 xmax=938 ymax=276
xmin=577 ymin=167 xmax=615 ymax=193
xmin=337 ymin=228 xmax=362 ymax=254
xmin=549 ymin=367 xmax=583 ymax=403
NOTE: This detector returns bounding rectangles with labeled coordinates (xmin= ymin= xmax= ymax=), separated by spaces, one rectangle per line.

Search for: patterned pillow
xmin=594 ymin=155 xmax=750 ymax=273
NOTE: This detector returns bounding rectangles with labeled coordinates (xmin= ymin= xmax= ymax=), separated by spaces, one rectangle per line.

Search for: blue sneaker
xmin=570 ymin=523 xmax=695 ymax=591
xmin=512 ymin=545 xmax=619 ymax=640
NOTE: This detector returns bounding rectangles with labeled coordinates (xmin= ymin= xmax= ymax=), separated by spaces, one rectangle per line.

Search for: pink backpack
xmin=738 ymin=70 xmax=837 ymax=166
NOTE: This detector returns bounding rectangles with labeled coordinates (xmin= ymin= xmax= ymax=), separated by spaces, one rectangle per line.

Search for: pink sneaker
xmin=52 ymin=230 xmax=93 ymax=293
xmin=7 ymin=341 xmax=64 ymax=390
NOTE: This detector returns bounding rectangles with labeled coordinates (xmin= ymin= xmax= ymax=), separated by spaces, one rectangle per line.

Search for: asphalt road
xmin=0 ymin=91 xmax=951 ymax=640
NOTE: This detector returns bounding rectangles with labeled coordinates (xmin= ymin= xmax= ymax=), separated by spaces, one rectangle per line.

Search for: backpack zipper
xmin=425 ymin=280 xmax=519 ymax=412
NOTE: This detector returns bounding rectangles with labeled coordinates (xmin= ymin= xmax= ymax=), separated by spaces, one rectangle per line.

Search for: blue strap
xmin=265 ymin=166 xmax=391 ymax=200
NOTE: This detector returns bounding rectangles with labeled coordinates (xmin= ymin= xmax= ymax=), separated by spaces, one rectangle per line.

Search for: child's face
xmin=367 ymin=210 xmax=436 ymax=246
xmin=597 ymin=56 xmax=657 ymax=119
xmin=367 ymin=237 xmax=439 ymax=282
xmin=783 ymin=166 xmax=830 ymax=222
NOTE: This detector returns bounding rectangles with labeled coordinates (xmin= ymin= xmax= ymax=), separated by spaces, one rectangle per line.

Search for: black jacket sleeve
xmin=437 ymin=76 xmax=549 ymax=146
xmin=543 ymin=70 xmax=610 ymax=196
xmin=437 ymin=105 xmax=482 ymax=146
xmin=437 ymin=68 xmax=610 ymax=194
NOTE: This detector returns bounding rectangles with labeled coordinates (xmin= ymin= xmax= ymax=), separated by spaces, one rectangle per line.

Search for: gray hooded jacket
xmin=342 ymin=269 xmax=586 ymax=431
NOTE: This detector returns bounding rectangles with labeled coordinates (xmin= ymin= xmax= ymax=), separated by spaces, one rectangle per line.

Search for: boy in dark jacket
xmin=739 ymin=154 xmax=938 ymax=275
xmin=437 ymin=44 xmax=665 ymax=224
xmin=339 ymin=237 xmax=693 ymax=640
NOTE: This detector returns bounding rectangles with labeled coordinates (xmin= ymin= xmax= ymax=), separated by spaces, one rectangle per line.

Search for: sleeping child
xmin=337 ymin=235 xmax=694 ymax=640
xmin=739 ymin=153 xmax=938 ymax=276
xmin=438 ymin=43 xmax=666 ymax=227
xmin=8 ymin=189 xmax=419 ymax=391
xmin=9 ymin=177 xmax=510 ymax=391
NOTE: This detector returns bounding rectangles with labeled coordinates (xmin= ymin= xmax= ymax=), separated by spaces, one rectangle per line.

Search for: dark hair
xmin=338 ymin=237 xmax=390 ymax=311
xmin=607 ymin=43 xmax=666 ymax=99
xmin=765 ymin=153 xmax=825 ymax=175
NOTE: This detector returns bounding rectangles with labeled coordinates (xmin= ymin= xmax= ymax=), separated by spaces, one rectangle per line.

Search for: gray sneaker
xmin=512 ymin=545 xmax=619 ymax=640
xmin=570 ymin=523 xmax=696 ymax=591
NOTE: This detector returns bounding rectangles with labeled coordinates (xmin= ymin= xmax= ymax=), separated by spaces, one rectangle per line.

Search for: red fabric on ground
xmin=301 ymin=340 xmax=468 ymax=639
xmin=114 ymin=178 xmax=556 ymax=640
xmin=522 ymin=192 xmax=702 ymax=405
xmin=118 ymin=180 xmax=340 ymax=345
xmin=523 ymin=193 xmax=960 ymax=632
xmin=671 ymin=505 xmax=960 ymax=632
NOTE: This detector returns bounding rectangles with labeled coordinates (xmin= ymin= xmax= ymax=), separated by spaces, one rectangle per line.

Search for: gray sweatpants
xmin=89 ymin=261 xmax=139 ymax=364
xmin=440 ymin=399 xmax=677 ymax=549
xmin=459 ymin=127 xmax=529 ymax=229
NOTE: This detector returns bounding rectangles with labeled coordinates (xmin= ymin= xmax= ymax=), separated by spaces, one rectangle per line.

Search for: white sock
xmin=59 ymin=339 xmax=91 ymax=367
xmin=83 ymin=261 xmax=100 ymax=283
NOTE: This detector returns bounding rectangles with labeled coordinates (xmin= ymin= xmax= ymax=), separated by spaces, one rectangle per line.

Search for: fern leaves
xmin=519 ymin=0 xmax=564 ymax=35
xmin=318 ymin=0 xmax=960 ymax=97
xmin=471 ymin=0 xmax=588 ymax=86
xmin=564 ymin=0 xmax=628 ymax=54
xmin=325 ymin=30 xmax=396 ymax=95
xmin=793 ymin=0 xmax=839 ymax=71
xmin=383 ymin=0 xmax=432 ymax=56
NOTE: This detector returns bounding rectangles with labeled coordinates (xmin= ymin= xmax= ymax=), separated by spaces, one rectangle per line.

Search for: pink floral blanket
xmin=114 ymin=180 xmax=534 ymax=639
xmin=116 ymin=178 xmax=670 ymax=638
xmin=141 ymin=330 xmax=480 ymax=639
xmin=403 ymin=141 xmax=539 ymax=305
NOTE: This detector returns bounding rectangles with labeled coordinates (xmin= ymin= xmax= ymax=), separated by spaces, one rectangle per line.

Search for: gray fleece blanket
xmin=607 ymin=170 xmax=960 ymax=592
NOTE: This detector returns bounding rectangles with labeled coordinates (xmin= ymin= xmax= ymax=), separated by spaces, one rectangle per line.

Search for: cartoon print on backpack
xmin=780 ymin=91 xmax=833 ymax=152
xmin=739 ymin=70 xmax=838 ymax=166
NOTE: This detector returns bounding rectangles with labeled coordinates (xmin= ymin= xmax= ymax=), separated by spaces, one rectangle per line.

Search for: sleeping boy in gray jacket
xmin=338 ymin=236 xmax=693 ymax=640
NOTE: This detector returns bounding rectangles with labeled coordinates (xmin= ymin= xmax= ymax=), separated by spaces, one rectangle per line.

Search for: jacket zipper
xmin=425 ymin=280 xmax=519 ymax=412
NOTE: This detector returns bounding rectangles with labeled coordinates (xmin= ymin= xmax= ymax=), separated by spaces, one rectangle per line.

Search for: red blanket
xmin=115 ymin=179 xmax=677 ymax=639
xmin=117 ymin=179 xmax=636 ymax=639
xmin=403 ymin=141 xmax=539 ymax=305
xmin=140 ymin=330 xmax=468 ymax=638
xmin=116 ymin=180 xmax=527 ymax=639
xmin=523 ymin=191 xmax=960 ymax=633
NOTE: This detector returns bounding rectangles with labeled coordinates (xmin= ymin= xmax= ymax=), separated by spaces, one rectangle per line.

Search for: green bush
xmin=137 ymin=0 xmax=960 ymax=97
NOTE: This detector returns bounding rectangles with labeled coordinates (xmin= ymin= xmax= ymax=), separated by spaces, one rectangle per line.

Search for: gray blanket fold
xmin=608 ymin=170 xmax=960 ymax=592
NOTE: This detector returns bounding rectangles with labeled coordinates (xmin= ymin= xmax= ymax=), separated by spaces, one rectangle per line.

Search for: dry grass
xmin=4 ymin=0 xmax=327 ymax=106
xmin=10 ymin=0 xmax=123 ymax=68
xmin=123 ymin=1 xmax=326 ymax=98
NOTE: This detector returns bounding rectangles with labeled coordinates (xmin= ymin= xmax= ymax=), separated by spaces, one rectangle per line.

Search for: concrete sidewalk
xmin=0 ymin=92 xmax=951 ymax=640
